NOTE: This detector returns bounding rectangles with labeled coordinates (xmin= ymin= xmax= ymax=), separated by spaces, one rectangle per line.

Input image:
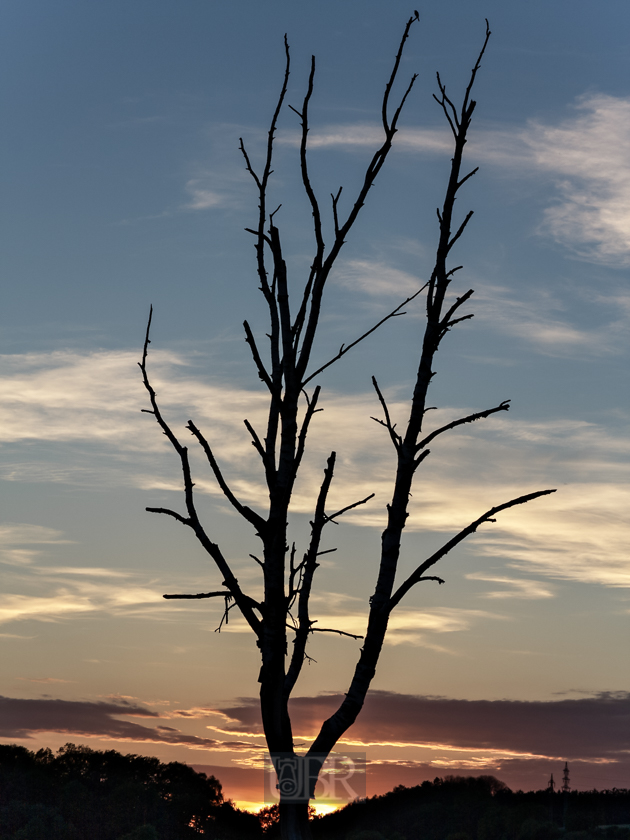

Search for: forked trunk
xmin=139 ymin=15 xmax=552 ymax=840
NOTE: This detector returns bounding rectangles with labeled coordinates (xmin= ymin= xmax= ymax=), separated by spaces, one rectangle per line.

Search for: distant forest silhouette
xmin=1 ymin=743 xmax=629 ymax=840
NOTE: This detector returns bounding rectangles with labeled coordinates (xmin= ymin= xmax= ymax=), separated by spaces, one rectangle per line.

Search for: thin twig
xmin=293 ymin=386 xmax=322 ymax=478
xmin=331 ymin=187 xmax=342 ymax=237
xmin=440 ymin=288 xmax=474 ymax=327
xmin=325 ymin=493 xmax=375 ymax=524
xmin=146 ymin=507 xmax=189 ymax=525
xmin=243 ymin=419 xmax=267 ymax=462
xmin=447 ymin=210 xmax=474 ymax=254
xmin=416 ymin=400 xmax=510 ymax=451
xmin=371 ymin=376 xmax=402 ymax=449
xmin=382 ymin=15 xmax=418 ymax=133
xmin=243 ymin=320 xmax=274 ymax=392
xmin=285 ymin=622 xmax=363 ymax=641
xmin=284 ymin=453 xmax=337 ymax=695
xmin=163 ymin=591 xmax=229 ymax=600
xmin=303 ymin=287 xmax=425 ymax=385
xmin=310 ymin=626 xmax=364 ymax=640
xmin=294 ymin=23 xmax=420 ymax=382
xmin=187 ymin=420 xmax=267 ymax=534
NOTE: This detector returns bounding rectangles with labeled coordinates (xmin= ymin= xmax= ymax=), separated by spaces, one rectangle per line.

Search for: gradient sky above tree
xmin=0 ymin=0 xmax=628 ymax=810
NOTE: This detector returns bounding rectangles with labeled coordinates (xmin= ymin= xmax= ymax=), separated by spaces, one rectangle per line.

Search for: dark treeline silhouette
xmin=307 ymin=776 xmax=630 ymax=840
xmin=2 ymin=745 xmax=629 ymax=840
xmin=0 ymin=742 xmax=262 ymax=840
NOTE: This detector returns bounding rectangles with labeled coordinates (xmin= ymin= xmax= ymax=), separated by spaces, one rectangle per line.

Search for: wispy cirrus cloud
xmin=0 ymin=584 xmax=161 ymax=625
xmin=332 ymin=266 xmax=629 ymax=357
xmin=182 ymin=179 xmax=227 ymax=210
xmin=465 ymin=573 xmax=555 ymax=600
xmin=520 ymin=94 xmax=630 ymax=265
xmin=1 ymin=351 xmax=628 ymax=592
xmin=0 ymin=523 xmax=74 ymax=568
xmin=471 ymin=283 xmax=630 ymax=357
xmin=278 ymin=124 xmax=453 ymax=154
xmin=290 ymin=94 xmax=630 ymax=266
xmin=0 ymin=349 xmax=266 ymax=453
xmin=17 ymin=677 xmax=74 ymax=684
xmin=334 ymin=259 xmax=423 ymax=297
xmin=0 ymin=525 xmax=168 ymax=625
xmin=0 ymin=524 xmax=71 ymax=545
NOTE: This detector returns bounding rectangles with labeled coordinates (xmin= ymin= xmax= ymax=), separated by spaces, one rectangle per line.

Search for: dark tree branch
xmin=138 ymin=306 xmax=186 ymax=456
xmin=448 ymin=210 xmax=474 ymax=254
xmin=163 ymin=591 xmax=229 ymax=600
xmin=433 ymin=77 xmax=458 ymax=137
xmin=243 ymin=320 xmax=274 ymax=392
xmin=294 ymin=386 xmax=322 ymax=479
xmin=285 ymin=622 xmax=363 ymax=641
xmin=331 ymin=187 xmax=342 ymax=237
xmin=239 ymin=35 xmax=291 ymax=302
xmin=325 ymin=493 xmax=375 ymax=524
xmin=239 ymin=37 xmax=291 ymax=448
xmin=416 ymin=400 xmax=511 ymax=451
xmin=412 ymin=447 xmax=432 ymax=471
xmin=244 ymin=417 xmax=278 ymax=494
xmin=215 ymin=597 xmax=237 ymax=633
xmin=284 ymin=453 xmax=336 ymax=696
xmin=294 ymin=24 xmax=420 ymax=382
xmin=389 ymin=71 xmax=419 ymax=136
xmin=387 ymin=489 xmax=556 ymax=612
xmin=303 ymin=287 xmax=425 ymax=386
xmin=268 ymin=224 xmax=294 ymax=369
xmin=440 ymin=288 xmax=474 ymax=327
xmin=146 ymin=507 xmax=189 ymax=526
xmin=309 ymin=626 xmax=364 ymax=640
xmin=296 ymin=56 xmax=325 ymax=266
xmin=239 ymin=142 xmax=262 ymax=189
xmin=244 ymin=225 xmax=272 ymax=247
xmin=139 ymin=308 xmax=262 ymax=638
xmin=287 ymin=543 xmax=302 ymax=611
xmin=461 ymin=19 xmax=492 ymax=117
xmin=243 ymin=418 xmax=267 ymax=462
xmin=288 ymin=57 xmax=326 ymax=358
xmin=382 ymin=15 xmax=418 ymax=133
xmin=187 ymin=420 xmax=267 ymax=535
xmin=371 ymin=376 xmax=402 ymax=450
xmin=444 ymin=313 xmax=474 ymax=330
xmin=307 ymin=23 xmax=540 ymax=767
xmin=457 ymin=166 xmax=479 ymax=190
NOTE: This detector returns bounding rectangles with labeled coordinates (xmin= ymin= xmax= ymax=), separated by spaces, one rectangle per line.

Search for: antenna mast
xmin=562 ymin=762 xmax=571 ymax=793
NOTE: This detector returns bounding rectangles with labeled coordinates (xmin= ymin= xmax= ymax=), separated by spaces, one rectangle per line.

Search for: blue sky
xmin=0 ymin=0 xmax=629 ymax=809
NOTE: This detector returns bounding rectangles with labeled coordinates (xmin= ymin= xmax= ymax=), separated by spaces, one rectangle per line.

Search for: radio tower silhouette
xmin=548 ymin=773 xmax=555 ymax=823
xmin=562 ymin=762 xmax=571 ymax=793
xmin=562 ymin=762 xmax=571 ymax=830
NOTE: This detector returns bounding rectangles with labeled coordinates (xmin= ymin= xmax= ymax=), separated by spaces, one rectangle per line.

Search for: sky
xmin=0 ymin=0 xmax=629 ymax=813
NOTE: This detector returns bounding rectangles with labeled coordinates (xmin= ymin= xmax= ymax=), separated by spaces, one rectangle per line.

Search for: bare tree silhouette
xmin=139 ymin=16 xmax=555 ymax=840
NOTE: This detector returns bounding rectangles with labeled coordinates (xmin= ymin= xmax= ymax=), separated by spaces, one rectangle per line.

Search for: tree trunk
xmin=279 ymin=801 xmax=312 ymax=840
